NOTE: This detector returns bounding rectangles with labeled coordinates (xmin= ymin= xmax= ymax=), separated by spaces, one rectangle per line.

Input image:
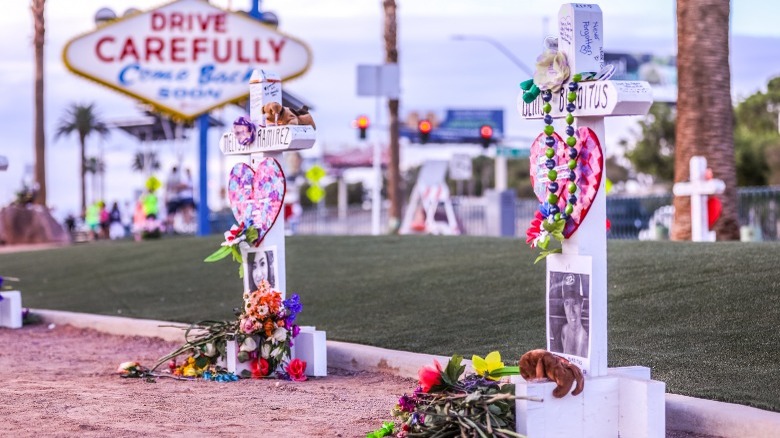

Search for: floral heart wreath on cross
xmin=521 ymin=39 xmax=609 ymax=263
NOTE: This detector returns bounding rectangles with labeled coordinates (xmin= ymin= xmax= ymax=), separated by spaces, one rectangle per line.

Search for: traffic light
xmin=356 ymin=115 xmax=369 ymax=140
xmin=479 ymin=124 xmax=494 ymax=149
xmin=418 ymin=119 xmax=432 ymax=144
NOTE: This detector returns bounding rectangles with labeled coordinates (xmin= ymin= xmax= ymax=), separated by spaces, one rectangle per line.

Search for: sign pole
xmin=197 ymin=113 xmax=210 ymax=236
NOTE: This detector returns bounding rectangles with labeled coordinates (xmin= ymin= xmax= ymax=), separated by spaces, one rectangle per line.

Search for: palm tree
xmin=55 ymin=103 xmax=109 ymax=215
xmin=131 ymin=150 xmax=161 ymax=177
xmin=31 ymin=0 xmax=46 ymax=206
xmin=84 ymin=156 xmax=105 ymax=204
xmin=673 ymin=0 xmax=739 ymax=240
xmin=383 ymin=0 xmax=401 ymax=233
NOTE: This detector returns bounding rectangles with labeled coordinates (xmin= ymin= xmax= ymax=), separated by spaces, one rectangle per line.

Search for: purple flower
xmin=398 ymin=394 xmax=416 ymax=412
xmin=283 ymin=294 xmax=303 ymax=323
xmin=291 ymin=324 xmax=301 ymax=338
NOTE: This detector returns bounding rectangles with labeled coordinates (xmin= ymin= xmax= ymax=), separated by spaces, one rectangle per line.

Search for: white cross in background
xmin=673 ymin=156 xmax=725 ymax=242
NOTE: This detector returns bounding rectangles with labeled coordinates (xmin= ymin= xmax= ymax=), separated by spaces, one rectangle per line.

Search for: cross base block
xmin=0 ymin=291 xmax=22 ymax=329
xmin=221 ymin=327 xmax=327 ymax=377
xmin=514 ymin=366 xmax=665 ymax=438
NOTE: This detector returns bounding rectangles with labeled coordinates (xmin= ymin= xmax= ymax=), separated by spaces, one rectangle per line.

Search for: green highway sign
xmin=495 ymin=146 xmax=530 ymax=159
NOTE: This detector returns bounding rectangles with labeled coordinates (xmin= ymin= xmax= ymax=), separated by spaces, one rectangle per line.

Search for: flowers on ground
xmin=370 ymin=353 xmax=533 ymax=437
xmin=472 ymin=351 xmax=505 ymax=381
xmin=141 ymin=279 xmax=305 ymax=383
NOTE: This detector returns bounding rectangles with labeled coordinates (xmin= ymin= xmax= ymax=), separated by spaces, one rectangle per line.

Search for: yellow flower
xmin=472 ymin=351 xmax=504 ymax=381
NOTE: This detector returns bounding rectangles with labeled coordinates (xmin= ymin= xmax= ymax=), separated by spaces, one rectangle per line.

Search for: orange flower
xmin=263 ymin=319 xmax=275 ymax=337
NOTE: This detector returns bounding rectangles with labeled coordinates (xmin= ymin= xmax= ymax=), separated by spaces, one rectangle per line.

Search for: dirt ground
xmin=0 ymin=323 xmax=415 ymax=437
xmin=0 ymin=323 xmax=716 ymax=438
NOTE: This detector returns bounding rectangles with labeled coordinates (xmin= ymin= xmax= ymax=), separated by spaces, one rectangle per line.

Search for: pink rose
xmin=417 ymin=360 xmax=443 ymax=393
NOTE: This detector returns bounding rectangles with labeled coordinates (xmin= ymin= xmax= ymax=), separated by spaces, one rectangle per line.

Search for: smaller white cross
xmin=672 ymin=156 xmax=725 ymax=242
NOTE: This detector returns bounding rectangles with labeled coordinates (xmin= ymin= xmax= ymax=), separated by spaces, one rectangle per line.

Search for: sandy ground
xmin=0 ymin=323 xmax=415 ymax=437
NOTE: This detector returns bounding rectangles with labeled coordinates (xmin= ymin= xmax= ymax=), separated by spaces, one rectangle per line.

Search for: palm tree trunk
xmin=383 ymin=0 xmax=401 ymax=233
xmin=673 ymin=0 xmax=739 ymax=240
xmin=80 ymin=135 xmax=87 ymax=216
xmin=32 ymin=0 xmax=46 ymax=206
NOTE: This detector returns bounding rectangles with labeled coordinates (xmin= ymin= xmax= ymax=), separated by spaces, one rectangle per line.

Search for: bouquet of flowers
xmin=368 ymin=352 xmax=535 ymax=438
xmin=147 ymin=279 xmax=306 ymax=381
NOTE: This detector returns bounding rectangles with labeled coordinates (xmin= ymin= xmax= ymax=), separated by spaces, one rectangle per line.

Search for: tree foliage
xmin=620 ymin=103 xmax=676 ymax=182
xmin=622 ymin=77 xmax=780 ymax=187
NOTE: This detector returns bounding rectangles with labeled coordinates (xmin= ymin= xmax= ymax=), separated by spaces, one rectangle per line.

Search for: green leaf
xmin=445 ymin=355 xmax=465 ymax=383
xmin=194 ymin=356 xmax=208 ymax=368
xmin=245 ymin=226 xmax=258 ymax=243
xmin=203 ymin=246 xmax=231 ymax=262
xmin=538 ymin=234 xmax=550 ymax=250
xmin=488 ymin=366 xmax=520 ymax=378
xmin=230 ymin=246 xmax=243 ymax=264
xmin=238 ymin=263 xmax=244 ymax=279
xmin=534 ymin=248 xmax=562 ymax=264
xmin=551 ymin=231 xmax=564 ymax=241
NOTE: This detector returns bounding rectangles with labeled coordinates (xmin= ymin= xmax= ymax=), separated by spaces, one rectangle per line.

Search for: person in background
xmin=108 ymin=202 xmax=124 ymax=240
xmin=164 ymin=166 xmax=182 ymax=233
xmin=84 ymin=201 xmax=100 ymax=240
xmin=98 ymin=201 xmax=110 ymax=239
xmin=178 ymin=168 xmax=196 ymax=232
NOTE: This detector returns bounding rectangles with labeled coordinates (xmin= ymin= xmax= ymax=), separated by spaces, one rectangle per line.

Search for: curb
xmin=31 ymin=309 xmax=780 ymax=437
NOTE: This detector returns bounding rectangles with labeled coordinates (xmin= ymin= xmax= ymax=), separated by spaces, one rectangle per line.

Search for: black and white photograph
xmin=547 ymin=255 xmax=592 ymax=368
xmin=242 ymin=245 xmax=278 ymax=292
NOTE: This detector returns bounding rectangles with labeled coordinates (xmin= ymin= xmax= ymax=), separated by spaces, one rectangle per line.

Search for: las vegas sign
xmin=63 ymin=0 xmax=312 ymax=120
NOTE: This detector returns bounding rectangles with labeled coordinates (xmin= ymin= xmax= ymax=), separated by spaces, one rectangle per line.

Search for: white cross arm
xmin=673 ymin=179 xmax=725 ymax=196
xmin=519 ymin=80 xmax=653 ymax=120
xmin=219 ymin=125 xmax=316 ymax=156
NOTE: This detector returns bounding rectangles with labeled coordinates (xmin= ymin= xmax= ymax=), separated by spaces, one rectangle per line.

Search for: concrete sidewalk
xmin=30 ymin=308 xmax=780 ymax=438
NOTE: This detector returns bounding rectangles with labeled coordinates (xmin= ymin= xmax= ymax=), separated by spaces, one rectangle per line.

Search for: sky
xmin=2 ymin=0 xmax=780 ymax=219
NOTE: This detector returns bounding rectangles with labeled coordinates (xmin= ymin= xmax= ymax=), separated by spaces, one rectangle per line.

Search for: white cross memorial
xmin=218 ymin=70 xmax=326 ymax=377
xmin=672 ymin=156 xmax=725 ymax=242
xmin=0 ymin=157 xmax=23 ymax=329
xmin=516 ymin=4 xmax=664 ymax=437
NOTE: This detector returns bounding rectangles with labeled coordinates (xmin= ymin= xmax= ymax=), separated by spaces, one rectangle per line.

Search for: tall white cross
xmin=516 ymin=5 xmax=664 ymax=438
xmin=672 ymin=156 xmax=725 ymax=242
xmin=218 ymin=70 xmax=315 ymax=297
xmin=519 ymin=3 xmax=653 ymax=378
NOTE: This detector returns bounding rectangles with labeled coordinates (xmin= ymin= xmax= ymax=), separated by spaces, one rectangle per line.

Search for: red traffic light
xmin=418 ymin=119 xmax=432 ymax=134
xmin=357 ymin=115 xmax=370 ymax=129
xmin=479 ymin=124 xmax=494 ymax=139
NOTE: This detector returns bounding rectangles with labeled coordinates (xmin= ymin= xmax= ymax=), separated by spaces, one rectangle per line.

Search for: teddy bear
xmin=262 ymin=102 xmax=316 ymax=129
xmin=519 ymin=349 xmax=584 ymax=398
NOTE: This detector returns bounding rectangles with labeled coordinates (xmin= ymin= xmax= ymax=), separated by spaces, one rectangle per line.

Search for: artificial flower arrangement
xmin=118 ymin=278 xmax=307 ymax=382
xmin=203 ymin=221 xmax=259 ymax=277
xmin=367 ymin=351 xmax=536 ymax=438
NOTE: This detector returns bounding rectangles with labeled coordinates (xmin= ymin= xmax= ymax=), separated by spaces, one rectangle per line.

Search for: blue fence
xmin=209 ymin=186 xmax=780 ymax=241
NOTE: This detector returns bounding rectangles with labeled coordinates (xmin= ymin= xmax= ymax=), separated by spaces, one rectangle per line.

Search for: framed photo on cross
xmin=546 ymin=254 xmax=592 ymax=375
xmin=242 ymin=244 xmax=279 ymax=292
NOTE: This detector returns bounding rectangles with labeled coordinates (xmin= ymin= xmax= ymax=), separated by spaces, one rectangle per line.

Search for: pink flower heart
xmin=227 ymin=158 xmax=286 ymax=245
xmin=529 ymin=127 xmax=603 ymax=238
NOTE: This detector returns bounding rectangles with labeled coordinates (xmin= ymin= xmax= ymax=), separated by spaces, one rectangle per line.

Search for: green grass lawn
xmin=2 ymin=236 xmax=779 ymax=412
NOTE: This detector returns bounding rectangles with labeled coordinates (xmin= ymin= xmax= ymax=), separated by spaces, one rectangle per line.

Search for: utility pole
xmin=383 ymin=0 xmax=401 ymax=233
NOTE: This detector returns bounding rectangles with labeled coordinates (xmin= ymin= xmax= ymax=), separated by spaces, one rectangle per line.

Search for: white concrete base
xmin=221 ymin=327 xmax=328 ymax=377
xmin=0 ymin=291 xmax=22 ymax=328
xmin=514 ymin=366 xmax=665 ymax=438
xmin=223 ymin=338 xmax=254 ymax=376
xmin=291 ymin=326 xmax=327 ymax=376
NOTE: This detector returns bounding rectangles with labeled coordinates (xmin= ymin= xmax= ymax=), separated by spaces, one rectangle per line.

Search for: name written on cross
xmin=520 ymin=80 xmax=652 ymax=118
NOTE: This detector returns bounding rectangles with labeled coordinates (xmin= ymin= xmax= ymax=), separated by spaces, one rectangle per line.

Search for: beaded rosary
xmin=541 ymin=72 xmax=582 ymax=223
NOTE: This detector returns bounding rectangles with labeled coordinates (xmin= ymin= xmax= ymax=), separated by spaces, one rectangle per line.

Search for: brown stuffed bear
xmin=519 ymin=349 xmax=584 ymax=398
xmin=262 ymin=102 xmax=316 ymax=129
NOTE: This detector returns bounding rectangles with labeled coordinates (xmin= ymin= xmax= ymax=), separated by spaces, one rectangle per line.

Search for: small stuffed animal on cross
xmin=519 ymin=349 xmax=584 ymax=398
xmin=262 ymin=102 xmax=316 ymax=129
